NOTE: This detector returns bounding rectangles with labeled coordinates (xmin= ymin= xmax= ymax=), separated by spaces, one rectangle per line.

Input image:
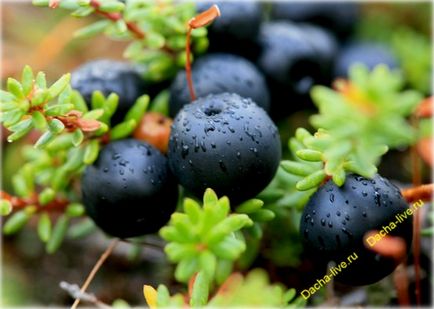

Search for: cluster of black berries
xmin=72 ymin=1 xmax=409 ymax=288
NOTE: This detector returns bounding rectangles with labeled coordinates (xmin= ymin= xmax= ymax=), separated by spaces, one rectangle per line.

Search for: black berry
xmin=71 ymin=59 xmax=147 ymax=125
xmin=333 ymin=42 xmax=398 ymax=78
xmin=168 ymin=93 xmax=281 ymax=205
xmin=196 ymin=1 xmax=262 ymax=60
xmin=300 ymin=174 xmax=412 ymax=285
xmin=257 ymin=22 xmax=337 ymax=116
xmin=169 ymin=53 xmax=270 ymax=117
xmin=270 ymin=1 xmax=359 ymax=41
xmin=82 ymin=139 xmax=178 ymax=238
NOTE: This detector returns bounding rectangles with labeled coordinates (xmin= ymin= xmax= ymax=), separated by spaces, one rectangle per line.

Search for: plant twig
xmin=1 ymin=191 xmax=69 ymax=213
xmin=89 ymin=0 xmax=144 ymax=39
xmin=410 ymin=113 xmax=422 ymax=306
xmin=401 ymin=184 xmax=433 ymax=203
xmin=71 ymin=238 xmax=119 ymax=309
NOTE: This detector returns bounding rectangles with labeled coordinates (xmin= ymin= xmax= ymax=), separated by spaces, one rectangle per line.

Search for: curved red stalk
xmin=185 ymin=5 xmax=221 ymax=102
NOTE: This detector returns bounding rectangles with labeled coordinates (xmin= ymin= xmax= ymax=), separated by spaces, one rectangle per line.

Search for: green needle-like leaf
xmin=38 ymin=212 xmax=52 ymax=243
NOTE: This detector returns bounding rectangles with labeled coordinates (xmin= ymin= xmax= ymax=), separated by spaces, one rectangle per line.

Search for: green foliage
xmin=281 ymin=65 xmax=422 ymax=194
xmin=33 ymin=0 xmax=209 ymax=81
xmin=160 ymin=189 xmax=254 ymax=284
xmin=144 ymin=269 xmax=306 ymax=307
xmin=1 ymin=66 xmax=149 ymax=253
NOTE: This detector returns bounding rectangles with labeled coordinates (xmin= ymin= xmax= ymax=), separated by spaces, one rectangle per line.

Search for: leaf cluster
xmin=33 ymin=0 xmax=209 ymax=81
xmin=1 ymin=66 xmax=149 ymax=252
xmin=144 ymin=269 xmax=305 ymax=308
xmin=159 ymin=188 xmax=255 ymax=285
xmin=281 ymin=64 xmax=422 ymax=194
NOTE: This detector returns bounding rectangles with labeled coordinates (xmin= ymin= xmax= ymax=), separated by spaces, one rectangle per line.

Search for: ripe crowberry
xmin=81 ymin=139 xmax=178 ymax=238
xmin=257 ymin=22 xmax=337 ymax=116
xmin=71 ymin=59 xmax=147 ymax=125
xmin=300 ymin=174 xmax=412 ymax=285
xmin=196 ymin=1 xmax=262 ymax=59
xmin=168 ymin=93 xmax=281 ymax=205
xmin=169 ymin=53 xmax=270 ymax=117
xmin=270 ymin=1 xmax=359 ymax=40
xmin=333 ymin=42 xmax=398 ymax=78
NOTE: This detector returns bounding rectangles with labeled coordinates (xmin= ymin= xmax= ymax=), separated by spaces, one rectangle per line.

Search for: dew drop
xmin=321 ymin=219 xmax=326 ymax=226
xmin=329 ymin=193 xmax=335 ymax=203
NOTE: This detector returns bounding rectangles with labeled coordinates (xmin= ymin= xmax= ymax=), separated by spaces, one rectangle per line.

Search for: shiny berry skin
xmin=257 ymin=22 xmax=337 ymax=116
xmin=169 ymin=53 xmax=270 ymax=117
xmin=300 ymin=174 xmax=412 ymax=286
xmin=71 ymin=59 xmax=147 ymax=125
xmin=168 ymin=93 xmax=281 ymax=205
xmin=270 ymin=1 xmax=359 ymax=40
xmin=196 ymin=1 xmax=262 ymax=59
xmin=81 ymin=139 xmax=178 ymax=238
xmin=333 ymin=42 xmax=398 ymax=78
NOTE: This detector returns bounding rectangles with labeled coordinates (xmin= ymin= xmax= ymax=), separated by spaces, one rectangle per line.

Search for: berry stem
xmin=410 ymin=113 xmax=422 ymax=306
xmin=401 ymin=184 xmax=433 ymax=203
xmin=70 ymin=238 xmax=119 ymax=309
xmin=185 ymin=5 xmax=221 ymax=102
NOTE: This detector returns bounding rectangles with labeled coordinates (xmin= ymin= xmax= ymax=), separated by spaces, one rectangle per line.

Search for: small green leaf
xmin=3 ymin=210 xmax=31 ymax=235
xmin=175 ymin=257 xmax=198 ymax=282
xmin=48 ymin=119 xmax=65 ymax=134
xmin=21 ymin=65 xmax=34 ymax=96
xmin=190 ymin=271 xmax=210 ymax=307
xmin=156 ymin=285 xmax=170 ymax=307
xmin=295 ymin=128 xmax=313 ymax=142
xmin=32 ymin=111 xmax=48 ymax=129
xmin=99 ymin=1 xmax=124 ymax=13
xmin=31 ymin=89 xmax=49 ymax=106
xmin=236 ymin=199 xmax=264 ymax=214
xmin=110 ymin=119 xmax=137 ymax=140
xmin=47 ymin=74 xmax=71 ymax=99
xmin=215 ymin=259 xmax=232 ymax=285
xmin=296 ymin=149 xmax=323 ymax=162
xmin=280 ymin=160 xmax=317 ymax=176
xmin=7 ymin=118 xmax=33 ymax=142
xmin=66 ymin=203 xmax=85 ymax=217
xmin=72 ymin=129 xmax=84 ymax=146
xmin=249 ymin=209 xmax=275 ymax=222
xmin=150 ymin=90 xmax=169 ymax=116
xmin=203 ymin=188 xmax=218 ymax=205
xmin=91 ymin=91 xmax=105 ymax=110
xmin=83 ymin=140 xmax=100 ymax=164
xmin=44 ymin=104 xmax=74 ymax=116
xmin=37 ymin=212 xmax=52 ymax=243
xmin=35 ymin=71 xmax=47 ymax=88
xmin=46 ymin=215 xmax=69 ymax=254
xmin=32 ymin=0 xmax=49 ymax=6
xmin=71 ymin=6 xmax=95 ymax=17
xmin=183 ymin=198 xmax=202 ymax=224
xmin=67 ymin=219 xmax=96 ymax=239
xmin=124 ymin=95 xmax=149 ymax=123
xmin=0 ymin=200 xmax=12 ymax=216
xmin=296 ymin=170 xmax=327 ymax=191
xmin=71 ymin=90 xmax=88 ymax=112
xmin=7 ymin=78 xmax=24 ymax=99
xmin=83 ymin=108 xmax=104 ymax=120
xmin=38 ymin=188 xmax=55 ymax=205
xmin=35 ymin=131 xmax=55 ymax=148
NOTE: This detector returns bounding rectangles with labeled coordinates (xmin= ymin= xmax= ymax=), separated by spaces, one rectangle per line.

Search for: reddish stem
xmin=89 ymin=0 xmax=144 ymax=39
xmin=185 ymin=27 xmax=196 ymax=101
xmin=411 ymin=114 xmax=422 ymax=306
xmin=1 ymin=191 xmax=69 ymax=213
xmin=402 ymin=184 xmax=433 ymax=203
xmin=185 ymin=5 xmax=221 ymax=102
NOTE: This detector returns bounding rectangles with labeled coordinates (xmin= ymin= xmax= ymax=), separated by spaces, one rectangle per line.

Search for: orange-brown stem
xmin=411 ymin=114 xmax=422 ymax=306
xmin=89 ymin=0 xmax=144 ymax=39
xmin=185 ymin=5 xmax=221 ymax=102
xmin=402 ymin=184 xmax=433 ymax=203
xmin=1 ymin=191 xmax=69 ymax=213
xmin=185 ymin=27 xmax=196 ymax=101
